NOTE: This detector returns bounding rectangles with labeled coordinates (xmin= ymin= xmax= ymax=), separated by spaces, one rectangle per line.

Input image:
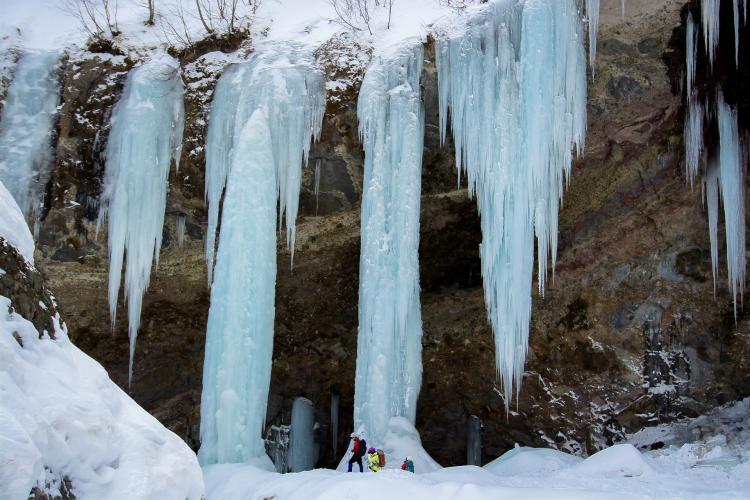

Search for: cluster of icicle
xmin=684 ymin=3 xmax=747 ymax=318
xmin=97 ymin=55 xmax=185 ymax=385
xmin=354 ymin=41 xmax=425 ymax=447
xmin=198 ymin=45 xmax=325 ymax=465
xmin=0 ymin=51 xmax=61 ymax=237
xmin=435 ymin=0 xmax=588 ymax=408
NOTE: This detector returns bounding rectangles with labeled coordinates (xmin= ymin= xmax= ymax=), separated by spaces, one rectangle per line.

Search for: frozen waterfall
xmin=435 ymin=0 xmax=587 ymax=408
xmin=0 ymin=51 xmax=60 ymax=235
xmin=199 ymin=46 xmax=325 ymax=465
xmin=353 ymin=42 xmax=425 ymax=447
xmin=204 ymin=48 xmax=325 ymax=285
xmin=97 ymin=55 xmax=184 ymax=385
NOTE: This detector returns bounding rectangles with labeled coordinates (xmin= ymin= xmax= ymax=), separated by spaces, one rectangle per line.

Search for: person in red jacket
xmin=347 ymin=433 xmax=367 ymax=472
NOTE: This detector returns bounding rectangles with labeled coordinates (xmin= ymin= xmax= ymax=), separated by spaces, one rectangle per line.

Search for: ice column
xmin=467 ymin=415 xmax=482 ymax=466
xmin=314 ymin=158 xmax=321 ymax=215
xmin=199 ymin=46 xmax=325 ymax=465
xmin=0 ymin=51 xmax=60 ymax=233
xmin=702 ymin=0 xmax=721 ymax=67
xmin=586 ymin=0 xmax=600 ymax=75
xmin=204 ymin=48 xmax=325 ymax=285
xmin=176 ymin=213 xmax=186 ymax=247
xmin=353 ymin=42 xmax=425 ymax=447
xmin=331 ymin=390 xmax=340 ymax=458
xmin=436 ymin=0 xmax=587 ymax=408
xmin=289 ymin=397 xmax=316 ymax=472
xmin=97 ymin=55 xmax=184 ymax=384
xmin=715 ymin=94 xmax=745 ymax=317
xmin=684 ymin=13 xmax=702 ymax=186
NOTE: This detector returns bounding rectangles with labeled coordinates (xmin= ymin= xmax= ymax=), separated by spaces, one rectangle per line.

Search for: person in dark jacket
xmin=401 ymin=456 xmax=414 ymax=473
xmin=347 ymin=433 xmax=367 ymax=472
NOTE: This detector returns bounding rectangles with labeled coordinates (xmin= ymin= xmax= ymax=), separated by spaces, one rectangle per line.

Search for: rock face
xmin=24 ymin=0 xmax=750 ymax=467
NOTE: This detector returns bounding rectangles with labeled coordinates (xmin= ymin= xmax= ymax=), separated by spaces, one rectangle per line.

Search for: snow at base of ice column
xmin=353 ymin=41 xmax=425 ymax=449
xmin=97 ymin=54 xmax=185 ymax=385
xmin=0 ymin=50 xmax=60 ymax=235
xmin=435 ymin=0 xmax=587 ymax=409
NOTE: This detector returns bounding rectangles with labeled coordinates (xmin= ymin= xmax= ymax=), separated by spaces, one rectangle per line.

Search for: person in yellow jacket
xmin=367 ymin=447 xmax=381 ymax=472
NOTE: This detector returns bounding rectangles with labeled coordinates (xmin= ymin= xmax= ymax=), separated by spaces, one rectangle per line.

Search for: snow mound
xmin=0 ymin=295 xmax=204 ymax=499
xmin=337 ymin=417 xmax=441 ymax=474
xmin=573 ymin=444 xmax=655 ymax=477
xmin=485 ymin=446 xmax=582 ymax=476
xmin=0 ymin=179 xmax=34 ymax=264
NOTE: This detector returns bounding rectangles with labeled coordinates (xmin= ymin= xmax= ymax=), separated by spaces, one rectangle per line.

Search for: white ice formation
xmin=0 ymin=51 xmax=60 ymax=235
xmin=97 ymin=55 xmax=185 ymax=385
xmin=176 ymin=213 xmax=186 ymax=247
xmin=683 ymin=3 xmax=747 ymax=315
xmin=435 ymin=0 xmax=587 ymax=408
xmin=199 ymin=46 xmax=325 ymax=465
xmin=204 ymin=46 xmax=325 ymax=285
xmin=586 ymin=0 xmax=600 ymax=75
xmin=353 ymin=41 xmax=425 ymax=447
xmin=0 ymin=179 xmax=35 ymax=265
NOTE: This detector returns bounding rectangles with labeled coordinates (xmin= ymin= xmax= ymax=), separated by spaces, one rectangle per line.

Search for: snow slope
xmin=0 ymin=296 xmax=204 ymax=499
xmin=0 ymin=179 xmax=34 ymax=265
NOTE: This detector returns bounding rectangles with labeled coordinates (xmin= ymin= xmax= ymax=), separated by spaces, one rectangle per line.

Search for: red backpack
xmin=377 ymin=449 xmax=386 ymax=467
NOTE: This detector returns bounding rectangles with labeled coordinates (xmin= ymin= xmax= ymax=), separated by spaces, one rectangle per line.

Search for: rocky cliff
xmin=24 ymin=0 xmax=750 ymax=467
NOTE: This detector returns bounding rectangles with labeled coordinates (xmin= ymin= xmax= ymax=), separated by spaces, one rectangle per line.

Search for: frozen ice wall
xmin=0 ymin=51 xmax=60 ymax=235
xmin=204 ymin=47 xmax=325 ymax=285
xmin=682 ymin=4 xmax=747 ymax=316
xmin=199 ymin=45 xmax=325 ymax=465
xmin=289 ymin=397 xmax=316 ymax=472
xmin=435 ymin=0 xmax=587 ymax=408
xmin=97 ymin=55 xmax=185 ymax=384
xmin=354 ymin=42 xmax=425 ymax=447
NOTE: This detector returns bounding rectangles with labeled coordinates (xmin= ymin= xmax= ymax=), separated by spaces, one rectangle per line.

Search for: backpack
xmin=377 ymin=449 xmax=386 ymax=467
xmin=358 ymin=439 xmax=367 ymax=457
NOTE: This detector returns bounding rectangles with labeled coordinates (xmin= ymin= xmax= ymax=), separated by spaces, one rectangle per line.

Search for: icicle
xmin=684 ymin=97 xmax=704 ymax=187
xmin=716 ymin=94 xmax=745 ymax=318
xmin=704 ymin=160 xmax=720 ymax=294
xmin=204 ymin=47 xmax=325 ymax=284
xmin=0 ymin=51 xmax=60 ymax=231
xmin=586 ymin=0 xmax=600 ymax=76
xmin=621 ymin=0 xmax=626 ymax=18
xmin=702 ymin=0 xmax=721 ymax=68
xmin=289 ymin=397 xmax=316 ymax=472
xmin=330 ymin=390 xmax=339 ymax=458
xmin=97 ymin=55 xmax=184 ymax=385
xmin=435 ymin=0 xmax=587 ymax=408
xmin=176 ymin=213 xmax=186 ymax=247
xmin=353 ymin=41 xmax=425 ymax=447
xmin=314 ymin=158 xmax=321 ymax=215
xmin=199 ymin=45 xmax=325 ymax=466
xmin=686 ymin=13 xmax=698 ymax=98
xmin=467 ymin=415 xmax=482 ymax=466
xmin=734 ymin=0 xmax=741 ymax=67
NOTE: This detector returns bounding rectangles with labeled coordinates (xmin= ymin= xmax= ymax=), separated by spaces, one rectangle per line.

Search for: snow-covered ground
xmin=205 ymin=400 xmax=750 ymax=499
